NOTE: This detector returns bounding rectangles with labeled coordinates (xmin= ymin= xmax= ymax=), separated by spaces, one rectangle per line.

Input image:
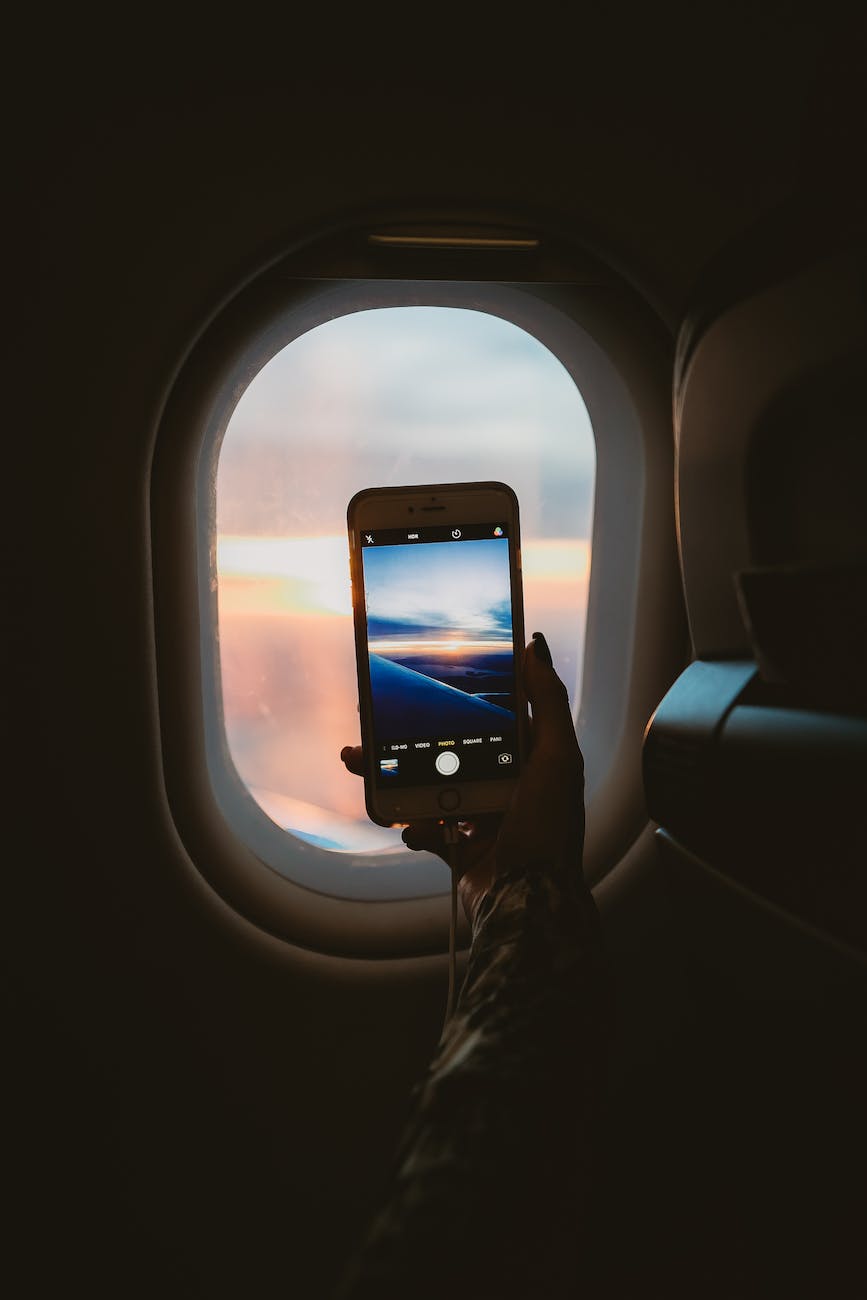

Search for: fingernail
xmin=532 ymin=631 xmax=553 ymax=667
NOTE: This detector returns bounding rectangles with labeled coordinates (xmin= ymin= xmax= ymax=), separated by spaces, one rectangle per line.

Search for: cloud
xmin=363 ymin=538 xmax=514 ymax=642
xmin=218 ymin=305 xmax=596 ymax=540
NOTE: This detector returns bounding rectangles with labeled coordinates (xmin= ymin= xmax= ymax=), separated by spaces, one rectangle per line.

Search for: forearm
xmin=335 ymin=866 xmax=607 ymax=1300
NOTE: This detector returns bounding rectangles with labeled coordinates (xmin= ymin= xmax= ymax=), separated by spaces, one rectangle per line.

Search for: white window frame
xmin=150 ymin=221 xmax=684 ymax=957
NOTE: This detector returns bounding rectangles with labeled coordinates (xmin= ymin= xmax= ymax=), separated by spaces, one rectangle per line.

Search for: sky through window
xmin=215 ymin=306 xmax=595 ymax=854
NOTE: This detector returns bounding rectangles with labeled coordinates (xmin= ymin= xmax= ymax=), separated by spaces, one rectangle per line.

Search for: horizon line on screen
xmin=369 ymin=637 xmax=514 ymax=653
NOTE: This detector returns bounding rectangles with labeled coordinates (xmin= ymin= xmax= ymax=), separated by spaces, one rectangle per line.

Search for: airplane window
xmin=152 ymin=246 xmax=678 ymax=946
xmin=213 ymin=306 xmax=595 ymax=892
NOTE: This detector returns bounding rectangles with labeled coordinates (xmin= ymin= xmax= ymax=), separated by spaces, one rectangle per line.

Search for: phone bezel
xmin=347 ymin=481 xmax=528 ymax=826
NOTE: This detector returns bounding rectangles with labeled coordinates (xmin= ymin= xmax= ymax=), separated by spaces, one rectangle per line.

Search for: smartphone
xmin=347 ymin=481 xmax=528 ymax=827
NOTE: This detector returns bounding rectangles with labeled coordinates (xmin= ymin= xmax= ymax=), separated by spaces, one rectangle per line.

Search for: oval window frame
xmin=150 ymin=217 xmax=683 ymax=957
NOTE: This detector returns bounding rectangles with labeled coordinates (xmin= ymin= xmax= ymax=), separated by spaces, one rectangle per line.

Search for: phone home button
xmin=438 ymin=789 xmax=461 ymax=812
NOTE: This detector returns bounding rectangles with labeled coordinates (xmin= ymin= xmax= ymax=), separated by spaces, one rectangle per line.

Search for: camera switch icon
xmin=498 ymin=752 xmax=513 ymax=765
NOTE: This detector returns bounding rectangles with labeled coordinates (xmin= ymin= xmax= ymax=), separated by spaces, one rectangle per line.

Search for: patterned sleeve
xmin=334 ymin=863 xmax=608 ymax=1300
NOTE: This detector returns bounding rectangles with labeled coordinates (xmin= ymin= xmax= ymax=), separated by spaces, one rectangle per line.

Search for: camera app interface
xmin=360 ymin=523 xmax=519 ymax=788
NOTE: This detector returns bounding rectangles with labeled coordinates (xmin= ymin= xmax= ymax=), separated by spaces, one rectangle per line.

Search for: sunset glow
xmin=367 ymin=638 xmax=516 ymax=654
xmin=217 ymin=535 xmax=352 ymax=616
xmin=216 ymin=533 xmax=591 ymax=619
xmin=215 ymin=532 xmax=590 ymax=850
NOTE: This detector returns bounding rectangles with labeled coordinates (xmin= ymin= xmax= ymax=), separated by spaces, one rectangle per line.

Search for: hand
xmin=340 ymin=633 xmax=585 ymax=925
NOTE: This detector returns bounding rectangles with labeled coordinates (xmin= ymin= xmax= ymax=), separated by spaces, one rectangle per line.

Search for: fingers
xmin=340 ymin=745 xmax=364 ymax=777
xmin=524 ymin=633 xmax=584 ymax=765
xmin=402 ymin=822 xmax=448 ymax=856
xmin=403 ymin=814 xmax=501 ymax=864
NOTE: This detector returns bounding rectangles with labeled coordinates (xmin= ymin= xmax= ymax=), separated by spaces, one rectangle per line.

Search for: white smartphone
xmin=347 ymin=481 xmax=528 ymax=827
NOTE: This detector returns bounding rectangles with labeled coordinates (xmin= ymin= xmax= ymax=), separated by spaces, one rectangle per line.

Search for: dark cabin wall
xmin=13 ymin=11 xmax=865 ymax=1298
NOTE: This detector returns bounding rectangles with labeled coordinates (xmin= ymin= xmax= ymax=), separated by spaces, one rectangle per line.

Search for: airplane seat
xmin=644 ymin=198 xmax=867 ymax=956
xmin=624 ymin=202 xmax=867 ymax=1298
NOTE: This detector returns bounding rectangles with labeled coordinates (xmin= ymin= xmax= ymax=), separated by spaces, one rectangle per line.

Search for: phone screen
xmin=359 ymin=521 xmax=521 ymax=789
